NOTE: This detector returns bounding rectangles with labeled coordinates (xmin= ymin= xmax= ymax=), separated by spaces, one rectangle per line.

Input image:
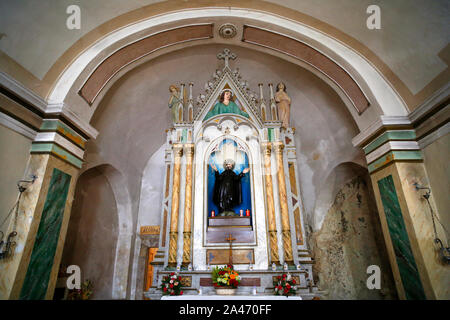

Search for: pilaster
xmin=0 ymin=118 xmax=86 ymax=299
xmin=358 ymin=123 xmax=449 ymax=299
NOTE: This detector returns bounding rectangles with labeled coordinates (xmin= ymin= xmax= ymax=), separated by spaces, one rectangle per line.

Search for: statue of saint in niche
xmin=210 ymin=159 xmax=250 ymax=216
xmin=275 ymin=82 xmax=291 ymax=129
xmin=204 ymin=89 xmax=249 ymax=121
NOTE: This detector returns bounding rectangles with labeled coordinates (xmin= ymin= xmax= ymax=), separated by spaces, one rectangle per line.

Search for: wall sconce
xmin=413 ymin=182 xmax=450 ymax=265
xmin=0 ymin=175 xmax=37 ymax=260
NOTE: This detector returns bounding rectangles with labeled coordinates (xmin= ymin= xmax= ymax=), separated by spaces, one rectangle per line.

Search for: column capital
xmin=273 ymin=141 xmax=285 ymax=154
xmin=183 ymin=144 xmax=195 ymax=157
xmin=261 ymin=142 xmax=272 ymax=155
xmin=172 ymin=144 xmax=184 ymax=157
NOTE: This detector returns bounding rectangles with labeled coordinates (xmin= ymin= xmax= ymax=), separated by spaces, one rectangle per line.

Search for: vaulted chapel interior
xmin=0 ymin=1 xmax=448 ymax=301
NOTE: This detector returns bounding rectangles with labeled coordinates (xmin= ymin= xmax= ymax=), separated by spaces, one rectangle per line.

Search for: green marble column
xmin=19 ymin=168 xmax=71 ymax=300
xmin=377 ymin=175 xmax=426 ymax=300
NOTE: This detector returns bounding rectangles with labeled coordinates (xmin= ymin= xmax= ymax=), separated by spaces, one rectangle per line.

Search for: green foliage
xmin=211 ymin=266 xmax=220 ymax=283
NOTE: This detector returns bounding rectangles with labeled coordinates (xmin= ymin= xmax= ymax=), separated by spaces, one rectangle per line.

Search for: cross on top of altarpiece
xmin=217 ymin=48 xmax=236 ymax=69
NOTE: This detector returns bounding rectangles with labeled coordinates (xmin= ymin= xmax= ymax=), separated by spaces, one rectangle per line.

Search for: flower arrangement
xmin=212 ymin=264 xmax=241 ymax=288
xmin=273 ymin=273 xmax=297 ymax=297
xmin=67 ymin=279 xmax=93 ymax=300
xmin=161 ymin=272 xmax=183 ymax=296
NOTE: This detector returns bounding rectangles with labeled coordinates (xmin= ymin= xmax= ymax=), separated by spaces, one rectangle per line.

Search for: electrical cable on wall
xmin=413 ymin=182 xmax=450 ymax=265
xmin=0 ymin=175 xmax=37 ymax=260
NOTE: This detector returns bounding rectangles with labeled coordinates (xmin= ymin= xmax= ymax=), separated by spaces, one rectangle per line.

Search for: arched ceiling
xmin=0 ymin=0 xmax=448 ymax=114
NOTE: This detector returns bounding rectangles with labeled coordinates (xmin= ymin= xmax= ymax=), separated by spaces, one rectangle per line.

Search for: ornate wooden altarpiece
xmin=146 ymin=49 xmax=318 ymax=298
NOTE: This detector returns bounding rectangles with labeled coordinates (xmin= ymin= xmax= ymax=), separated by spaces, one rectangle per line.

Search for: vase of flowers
xmin=273 ymin=273 xmax=297 ymax=297
xmin=211 ymin=264 xmax=241 ymax=295
xmin=161 ymin=272 xmax=183 ymax=296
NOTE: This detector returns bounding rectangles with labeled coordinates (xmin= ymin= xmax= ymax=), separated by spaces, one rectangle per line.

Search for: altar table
xmin=161 ymin=295 xmax=302 ymax=300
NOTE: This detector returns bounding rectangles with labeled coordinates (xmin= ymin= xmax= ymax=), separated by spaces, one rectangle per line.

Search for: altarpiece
xmin=146 ymin=49 xmax=318 ymax=298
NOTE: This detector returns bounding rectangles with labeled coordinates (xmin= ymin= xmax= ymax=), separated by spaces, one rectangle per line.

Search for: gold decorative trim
xmin=140 ymin=225 xmax=160 ymax=235
xmin=180 ymin=276 xmax=192 ymax=287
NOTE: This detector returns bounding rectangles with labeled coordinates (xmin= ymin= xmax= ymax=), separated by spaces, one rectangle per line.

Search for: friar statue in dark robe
xmin=210 ymin=159 xmax=250 ymax=216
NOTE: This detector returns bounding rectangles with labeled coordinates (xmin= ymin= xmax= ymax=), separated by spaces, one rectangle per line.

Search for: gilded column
xmin=274 ymin=141 xmax=294 ymax=263
xmin=182 ymin=144 xmax=194 ymax=265
xmin=262 ymin=142 xmax=280 ymax=264
xmin=168 ymin=144 xmax=183 ymax=267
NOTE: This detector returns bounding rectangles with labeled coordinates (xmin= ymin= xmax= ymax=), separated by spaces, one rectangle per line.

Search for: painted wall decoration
xmin=20 ymin=168 xmax=71 ymax=300
xmin=377 ymin=175 xmax=426 ymax=300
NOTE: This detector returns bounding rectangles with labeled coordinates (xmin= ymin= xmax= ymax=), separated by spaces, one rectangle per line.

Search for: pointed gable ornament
xmin=194 ymin=49 xmax=263 ymax=127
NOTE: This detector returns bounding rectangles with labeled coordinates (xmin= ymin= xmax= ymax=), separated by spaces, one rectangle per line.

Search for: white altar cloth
xmin=161 ymin=295 xmax=302 ymax=300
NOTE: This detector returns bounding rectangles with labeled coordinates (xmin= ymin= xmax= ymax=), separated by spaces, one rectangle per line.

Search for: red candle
xmin=246 ymin=209 xmax=250 ymax=216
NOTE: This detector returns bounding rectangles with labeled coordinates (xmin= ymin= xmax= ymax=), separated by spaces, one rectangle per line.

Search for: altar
xmin=145 ymin=48 xmax=319 ymax=300
xmin=161 ymin=295 xmax=302 ymax=300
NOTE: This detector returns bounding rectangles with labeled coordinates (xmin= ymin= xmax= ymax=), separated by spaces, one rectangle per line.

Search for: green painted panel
xmin=181 ymin=129 xmax=187 ymax=143
xmin=268 ymin=128 xmax=274 ymax=142
xmin=40 ymin=120 xmax=86 ymax=148
xmin=39 ymin=120 xmax=59 ymax=131
xmin=20 ymin=168 xmax=72 ymax=300
xmin=31 ymin=143 xmax=83 ymax=168
xmin=364 ymin=130 xmax=416 ymax=154
xmin=377 ymin=175 xmax=426 ymax=300
xmin=368 ymin=150 xmax=422 ymax=173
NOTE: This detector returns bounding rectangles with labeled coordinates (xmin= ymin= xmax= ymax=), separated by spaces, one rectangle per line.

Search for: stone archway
xmin=61 ymin=164 xmax=132 ymax=299
xmin=47 ymin=7 xmax=408 ymax=132
xmin=309 ymin=161 xmax=397 ymax=299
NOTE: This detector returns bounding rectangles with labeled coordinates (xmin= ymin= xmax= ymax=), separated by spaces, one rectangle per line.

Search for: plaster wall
xmin=0 ymin=124 xmax=31 ymax=236
xmin=310 ymin=164 xmax=397 ymax=299
xmin=266 ymin=0 xmax=449 ymax=94
xmin=138 ymin=144 xmax=165 ymax=228
xmin=61 ymin=168 xmax=118 ymax=300
xmin=422 ymin=133 xmax=450 ymax=235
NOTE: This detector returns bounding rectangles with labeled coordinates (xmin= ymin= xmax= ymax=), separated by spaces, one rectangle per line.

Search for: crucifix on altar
xmin=226 ymin=233 xmax=236 ymax=265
